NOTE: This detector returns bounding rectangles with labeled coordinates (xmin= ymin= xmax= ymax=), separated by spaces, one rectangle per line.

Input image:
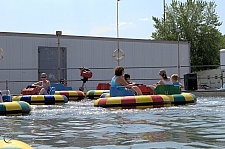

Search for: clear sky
xmin=0 ymin=0 xmax=224 ymax=39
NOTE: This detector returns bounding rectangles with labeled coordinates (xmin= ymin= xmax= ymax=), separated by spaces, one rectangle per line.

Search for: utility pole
xmin=117 ymin=0 xmax=120 ymax=66
xmin=56 ymin=31 xmax=62 ymax=83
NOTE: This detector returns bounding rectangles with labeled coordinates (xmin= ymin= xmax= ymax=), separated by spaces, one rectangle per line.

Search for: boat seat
xmin=49 ymin=87 xmax=56 ymax=95
xmin=154 ymin=84 xmax=181 ymax=95
xmin=96 ymin=83 xmax=111 ymax=90
xmin=50 ymin=83 xmax=72 ymax=91
xmin=2 ymin=95 xmax=12 ymax=102
xmin=110 ymin=86 xmax=134 ymax=97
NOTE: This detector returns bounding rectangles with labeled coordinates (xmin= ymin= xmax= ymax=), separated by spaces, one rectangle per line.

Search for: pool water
xmin=1 ymin=96 xmax=225 ymax=149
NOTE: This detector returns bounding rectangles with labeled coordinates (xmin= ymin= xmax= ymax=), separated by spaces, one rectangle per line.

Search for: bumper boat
xmin=0 ymin=101 xmax=31 ymax=116
xmin=12 ymin=95 xmax=68 ymax=105
xmin=55 ymin=90 xmax=85 ymax=101
xmin=0 ymin=137 xmax=33 ymax=148
xmin=87 ymin=83 xmax=154 ymax=99
xmin=0 ymin=90 xmax=31 ymax=116
xmin=86 ymin=90 xmax=110 ymax=99
xmin=94 ymin=85 xmax=196 ymax=109
xmin=51 ymin=83 xmax=86 ymax=100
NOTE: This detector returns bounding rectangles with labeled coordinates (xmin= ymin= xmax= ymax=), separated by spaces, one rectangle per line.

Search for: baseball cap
xmin=41 ymin=73 xmax=47 ymax=78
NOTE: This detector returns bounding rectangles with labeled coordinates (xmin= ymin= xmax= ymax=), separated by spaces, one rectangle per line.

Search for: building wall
xmin=0 ymin=32 xmax=190 ymax=94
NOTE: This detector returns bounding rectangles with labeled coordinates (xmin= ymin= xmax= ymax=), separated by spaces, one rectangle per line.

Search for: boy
xmin=171 ymin=74 xmax=184 ymax=89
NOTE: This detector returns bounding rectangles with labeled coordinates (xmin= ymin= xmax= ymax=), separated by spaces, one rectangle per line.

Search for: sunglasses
xmin=41 ymin=77 xmax=46 ymax=78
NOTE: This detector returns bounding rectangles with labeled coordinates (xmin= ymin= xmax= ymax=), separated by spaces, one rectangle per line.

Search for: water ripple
xmin=1 ymin=97 xmax=225 ymax=148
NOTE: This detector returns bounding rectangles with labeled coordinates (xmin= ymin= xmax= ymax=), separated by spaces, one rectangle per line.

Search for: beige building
xmin=197 ymin=69 xmax=224 ymax=89
xmin=0 ymin=32 xmax=191 ymax=94
xmin=196 ymin=49 xmax=225 ymax=89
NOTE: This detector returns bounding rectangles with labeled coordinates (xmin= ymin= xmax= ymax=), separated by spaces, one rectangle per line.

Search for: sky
xmin=0 ymin=0 xmax=224 ymax=39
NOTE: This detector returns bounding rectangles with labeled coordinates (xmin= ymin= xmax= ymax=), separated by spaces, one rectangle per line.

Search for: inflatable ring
xmin=86 ymin=90 xmax=109 ymax=99
xmin=0 ymin=101 xmax=31 ymax=116
xmin=95 ymin=93 xmax=196 ymax=109
xmin=0 ymin=137 xmax=33 ymax=149
xmin=112 ymin=49 xmax=125 ymax=61
xmin=55 ymin=90 xmax=85 ymax=101
xmin=94 ymin=95 xmax=171 ymax=109
xmin=12 ymin=95 xmax=68 ymax=105
xmin=167 ymin=93 xmax=196 ymax=105
xmin=100 ymin=93 xmax=110 ymax=98
xmin=100 ymin=93 xmax=196 ymax=104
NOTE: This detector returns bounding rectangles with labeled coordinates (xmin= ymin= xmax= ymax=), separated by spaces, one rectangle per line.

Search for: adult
xmin=32 ymin=73 xmax=50 ymax=95
xmin=111 ymin=66 xmax=142 ymax=95
xmin=157 ymin=69 xmax=173 ymax=85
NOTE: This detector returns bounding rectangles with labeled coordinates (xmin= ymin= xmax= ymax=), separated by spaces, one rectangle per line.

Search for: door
xmin=38 ymin=46 xmax=67 ymax=83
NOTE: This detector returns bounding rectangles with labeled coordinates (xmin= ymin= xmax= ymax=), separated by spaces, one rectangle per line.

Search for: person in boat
xmin=171 ymin=74 xmax=184 ymax=89
xmin=148 ymin=69 xmax=173 ymax=90
xmin=124 ymin=73 xmax=136 ymax=85
xmin=32 ymin=73 xmax=50 ymax=95
xmin=157 ymin=69 xmax=173 ymax=85
xmin=111 ymin=66 xmax=142 ymax=95
xmin=0 ymin=92 xmax=3 ymax=103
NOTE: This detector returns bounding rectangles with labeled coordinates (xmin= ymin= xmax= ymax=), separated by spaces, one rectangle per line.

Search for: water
xmin=1 ymin=96 xmax=225 ymax=149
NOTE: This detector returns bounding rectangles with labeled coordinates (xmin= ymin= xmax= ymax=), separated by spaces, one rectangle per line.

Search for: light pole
xmin=176 ymin=28 xmax=181 ymax=78
xmin=116 ymin=0 xmax=120 ymax=66
xmin=56 ymin=31 xmax=62 ymax=83
xmin=163 ymin=0 xmax=166 ymax=23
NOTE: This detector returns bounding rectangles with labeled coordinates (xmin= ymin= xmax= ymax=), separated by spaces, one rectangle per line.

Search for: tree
xmin=220 ymin=34 xmax=225 ymax=49
xmin=151 ymin=0 xmax=223 ymax=72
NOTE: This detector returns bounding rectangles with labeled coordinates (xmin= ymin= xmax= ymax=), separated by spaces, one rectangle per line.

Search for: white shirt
xmin=162 ymin=78 xmax=173 ymax=85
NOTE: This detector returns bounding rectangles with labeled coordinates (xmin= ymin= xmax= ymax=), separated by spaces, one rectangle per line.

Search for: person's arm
xmin=129 ymin=81 xmax=136 ymax=85
xmin=179 ymin=83 xmax=184 ymax=88
xmin=157 ymin=80 xmax=164 ymax=85
xmin=32 ymin=81 xmax=41 ymax=87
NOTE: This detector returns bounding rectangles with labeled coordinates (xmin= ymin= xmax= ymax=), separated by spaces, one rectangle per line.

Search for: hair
xmin=124 ymin=73 xmax=130 ymax=80
xmin=171 ymin=74 xmax=179 ymax=81
xmin=159 ymin=69 xmax=168 ymax=80
xmin=114 ymin=66 xmax=124 ymax=76
xmin=160 ymin=72 xmax=167 ymax=80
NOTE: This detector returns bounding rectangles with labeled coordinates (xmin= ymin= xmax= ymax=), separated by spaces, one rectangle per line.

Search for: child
xmin=124 ymin=73 xmax=131 ymax=84
xmin=124 ymin=73 xmax=135 ymax=85
xmin=0 ymin=92 xmax=3 ymax=103
xmin=171 ymin=74 xmax=184 ymax=89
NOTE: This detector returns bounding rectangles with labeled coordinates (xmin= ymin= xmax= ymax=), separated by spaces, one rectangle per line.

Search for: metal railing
xmin=0 ymin=65 xmax=225 ymax=91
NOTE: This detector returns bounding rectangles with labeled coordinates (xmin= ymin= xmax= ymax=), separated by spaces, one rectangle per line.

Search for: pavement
xmin=183 ymin=89 xmax=225 ymax=97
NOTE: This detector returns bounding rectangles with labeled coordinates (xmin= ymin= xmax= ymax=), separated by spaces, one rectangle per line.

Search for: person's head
xmin=159 ymin=69 xmax=168 ymax=80
xmin=41 ymin=73 xmax=47 ymax=80
xmin=171 ymin=74 xmax=179 ymax=82
xmin=114 ymin=66 xmax=124 ymax=76
xmin=124 ymin=73 xmax=130 ymax=82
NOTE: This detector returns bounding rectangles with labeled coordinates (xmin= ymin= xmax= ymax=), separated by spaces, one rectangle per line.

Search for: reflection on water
xmin=1 ymin=97 xmax=225 ymax=148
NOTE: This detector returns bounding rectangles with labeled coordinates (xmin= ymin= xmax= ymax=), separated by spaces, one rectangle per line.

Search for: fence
xmin=0 ymin=65 xmax=225 ymax=94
